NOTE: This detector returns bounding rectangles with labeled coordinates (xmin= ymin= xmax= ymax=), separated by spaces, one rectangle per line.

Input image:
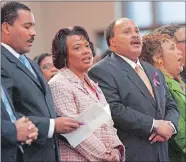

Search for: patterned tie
xmin=135 ymin=65 xmax=154 ymax=98
xmin=1 ymin=86 xmax=16 ymax=122
xmin=19 ymin=55 xmax=37 ymax=78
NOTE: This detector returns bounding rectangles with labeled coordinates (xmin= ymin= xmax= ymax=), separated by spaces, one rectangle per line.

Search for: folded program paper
xmin=61 ymin=103 xmax=111 ymax=147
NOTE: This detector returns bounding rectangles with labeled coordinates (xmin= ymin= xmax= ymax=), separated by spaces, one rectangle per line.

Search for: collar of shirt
xmin=1 ymin=42 xmax=22 ymax=59
xmin=115 ymin=53 xmax=144 ymax=70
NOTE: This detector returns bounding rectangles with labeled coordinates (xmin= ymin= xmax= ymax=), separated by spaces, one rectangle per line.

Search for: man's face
xmin=7 ymin=9 xmax=36 ymax=54
xmin=110 ymin=18 xmax=142 ymax=61
xmin=40 ymin=56 xmax=58 ymax=81
xmin=175 ymin=28 xmax=186 ymax=66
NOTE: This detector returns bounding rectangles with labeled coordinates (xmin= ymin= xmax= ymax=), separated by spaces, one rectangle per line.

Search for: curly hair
xmin=153 ymin=24 xmax=183 ymax=40
xmin=140 ymin=34 xmax=171 ymax=65
xmin=52 ymin=26 xmax=91 ymax=69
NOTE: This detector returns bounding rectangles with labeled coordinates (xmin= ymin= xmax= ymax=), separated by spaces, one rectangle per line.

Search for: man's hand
xmin=154 ymin=120 xmax=174 ymax=140
xmin=149 ymin=132 xmax=166 ymax=144
xmin=105 ymin=149 xmax=120 ymax=162
xmin=54 ymin=117 xmax=83 ymax=134
xmin=15 ymin=116 xmax=38 ymax=144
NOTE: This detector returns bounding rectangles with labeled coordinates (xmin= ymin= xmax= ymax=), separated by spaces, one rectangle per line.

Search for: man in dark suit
xmin=153 ymin=24 xmax=186 ymax=82
xmin=1 ymin=82 xmax=38 ymax=162
xmin=88 ymin=18 xmax=179 ymax=162
xmin=1 ymin=2 xmax=82 ymax=161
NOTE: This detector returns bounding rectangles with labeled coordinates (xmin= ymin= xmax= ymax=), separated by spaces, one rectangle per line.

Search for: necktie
xmin=1 ymin=86 xmax=16 ymax=122
xmin=135 ymin=65 xmax=154 ymax=98
xmin=19 ymin=55 xmax=37 ymax=78
xmin=1 ymin=86 xmax=24 ymax=152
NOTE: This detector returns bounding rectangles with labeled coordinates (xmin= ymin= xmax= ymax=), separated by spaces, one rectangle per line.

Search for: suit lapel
xmin=141 ymin=61 xmax=158 ymax=107
xmin=1 ymin=46 xmax=43 ymax=90
xmin=30 ymin=60 xmax=49 ymax=94
xmin=76 ymin=82 xmax=100 ymax=103
xmin=111 ymin=53 xmax=156 ymax=107
xmin=62 ymin=68 xmax=99 ymax=103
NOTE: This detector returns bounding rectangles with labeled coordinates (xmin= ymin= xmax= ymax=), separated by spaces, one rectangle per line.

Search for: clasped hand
xmin=15 ymin=116 xmax=38 ymax=145
xmin=149 ymin=120 xmax=174 ymax=144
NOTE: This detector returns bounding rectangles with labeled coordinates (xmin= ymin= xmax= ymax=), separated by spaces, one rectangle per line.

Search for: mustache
xmin=27 ymin=37 xmax=34 ymax=42
xmin=130 ymin=38 xmax=141 ymax=44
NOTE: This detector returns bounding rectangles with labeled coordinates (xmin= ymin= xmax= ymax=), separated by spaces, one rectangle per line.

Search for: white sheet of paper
xmin=61 ymin=103 xmax=111 ymax=147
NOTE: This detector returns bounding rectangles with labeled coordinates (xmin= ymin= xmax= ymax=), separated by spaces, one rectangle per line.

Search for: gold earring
xmin=158 ymin=60 xmax=163 ymax=65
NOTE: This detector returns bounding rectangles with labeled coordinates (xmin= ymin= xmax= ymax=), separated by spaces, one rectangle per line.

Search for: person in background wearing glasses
xmin=153 ymin=24 xmax=186 ymax=82
xmin=34 ymin=53 xmax=58 ymax=81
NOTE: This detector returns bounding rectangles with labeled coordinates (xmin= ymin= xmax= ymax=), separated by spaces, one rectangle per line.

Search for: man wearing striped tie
xmin=1 ymin=83 xmax=38 ymax=162
xmin=1 ymin=2 xmax=82 ymax=162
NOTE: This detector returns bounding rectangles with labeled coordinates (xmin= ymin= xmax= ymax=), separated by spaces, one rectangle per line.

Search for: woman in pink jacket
xmin=49 ymin=26 xmax=125 ymax=162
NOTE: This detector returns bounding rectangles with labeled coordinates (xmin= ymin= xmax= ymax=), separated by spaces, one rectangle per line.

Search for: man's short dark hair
xmin=153 ymin=24 xmax=183 ymax=39
xmin=34 ymin=53 xmax=52 ymax=66
xmin=105 ymin=20 xmax=116 ymax=47
xmin=1 ymin=1 xmax=31 ymax=25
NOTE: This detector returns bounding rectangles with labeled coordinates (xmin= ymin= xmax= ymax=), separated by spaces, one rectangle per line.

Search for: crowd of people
xmin=1 ymin=1 xmax=185 ymax=162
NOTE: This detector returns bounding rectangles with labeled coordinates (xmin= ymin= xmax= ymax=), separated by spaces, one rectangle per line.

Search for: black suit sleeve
xmin=1 ymin=120 xmax=17 ymax=145
xmin=88 ymin=66 xmax=154 ymax=137
xmin=28 ymin=116 xmax=50 ymax=139
xmin=14 ymin=112 xmax=51 ymax=140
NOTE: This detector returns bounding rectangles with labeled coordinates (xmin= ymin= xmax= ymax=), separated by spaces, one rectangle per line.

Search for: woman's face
xmin=161 ymin=39 xmax=183 ymax=77
xmin=66 ymin=35 xmax=93 ymax=73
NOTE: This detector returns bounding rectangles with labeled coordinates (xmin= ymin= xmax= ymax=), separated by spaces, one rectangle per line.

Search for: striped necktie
xmin=1 ymin=86 xmax=16 ymax=122
xmin=1 ymin=86 xmax=24 ymax=152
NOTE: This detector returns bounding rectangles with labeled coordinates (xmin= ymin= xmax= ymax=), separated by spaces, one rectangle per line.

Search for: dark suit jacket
xmin=1 ymin=45 xmax=59 ymax=162
xmin=1 ymin=83 xmax=19 ymax=162
xmin=88 ymin=53 xmax=179 ymax=162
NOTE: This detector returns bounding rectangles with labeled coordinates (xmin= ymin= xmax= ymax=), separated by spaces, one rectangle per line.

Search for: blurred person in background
xmin=140 ymin=33 xmax=186 ymax=162
xmin=153 ymin=24 xmax=186 ymax=82
xmin=89 ymin=41 xmax=102 ymax=64
xmin=34 ymin=53 xmax=58 ymax=81
xmin=49 ymin=26 xmax=125 ymax=162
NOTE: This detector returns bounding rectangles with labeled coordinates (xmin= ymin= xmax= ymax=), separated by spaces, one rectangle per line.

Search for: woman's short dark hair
xmin=52 ymin=26 xmax=90 ymax=69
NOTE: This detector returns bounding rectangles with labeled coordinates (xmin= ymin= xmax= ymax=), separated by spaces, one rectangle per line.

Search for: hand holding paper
xmin=55 ymin=117 xmax=82 ymax=134
xmin=61 ymin=103 xmax=111 ymax=147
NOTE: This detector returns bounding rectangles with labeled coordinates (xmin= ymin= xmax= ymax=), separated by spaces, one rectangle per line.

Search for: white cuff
xmin=150 ymin=119 xmax=155 ymax=132
xmin=169 ymin=122 xmax=177 ymax=134
xmin=47 ymin=119 xmax=55 ymax=138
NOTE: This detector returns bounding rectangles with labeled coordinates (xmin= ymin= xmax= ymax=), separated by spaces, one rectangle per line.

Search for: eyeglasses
xmin=41 ymin=63 xmax=54 ymax=70
xmin=177 ymin=40 xmax=186 ymax=44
